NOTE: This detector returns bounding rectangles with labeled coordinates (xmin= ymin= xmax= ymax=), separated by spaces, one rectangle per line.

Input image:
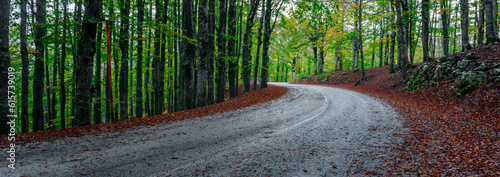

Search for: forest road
xmin=2 ymin=83 xmax=403 ymax=176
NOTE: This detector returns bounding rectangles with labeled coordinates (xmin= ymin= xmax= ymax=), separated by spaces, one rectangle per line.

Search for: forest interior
xmin=1 ymin=0 xmax=500 ymax=175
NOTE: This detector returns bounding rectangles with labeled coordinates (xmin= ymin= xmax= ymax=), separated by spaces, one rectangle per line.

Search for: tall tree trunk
xmin=21 ymin=0 xmax=29 ymax=132
xmin=158 ymin=0 xmax=169 ymax=113
xmin=461 ymin=0 xmax=472 ymax=51
xmin=119 ymin=0 xmax=130 ymax=120
xmin=389 ymin=0 xmax=396 ymax=73
xmin=484 ymin=0 xmax=499 ymax=44
xmin=319 ymin=46 xmax=324 ymax=74
xmin=352 ymin=20 xmax=359 ymax=70
xmin=441 ymin=0 xmax=450 ymax=56
xmin=207 ymin=0 xmax=215 ymax=105
xmin=46 ymin=49 xmax=51 ymax=128
xmin=379 ymin=21 xmax=384 ymax=67
xmin=60 ymin=0 xmax=68 ymax=128
xmin=422 ymin=0 xmax=430 ymax=61
xmin=94 ymin=23 xmax=102 ymax=124
xmin=197 ymin=0 xmax=209 ymax=107
xmin=135 ymin=0 xmax=144 ymax=117
xmin=74 ymin=0 xmax=102 ymax=127
xmin=253 ymin=0 xmax=265 ymax=90
xmin=358 ymin=0 xmax=365 ymax=79
xmin=153 ymin=0 xmax=161 ymax=114
xmin=227 ymin=0 xmax=237 ymax=99
xmin=260 ymin=0 xmax=273 ymax=88
xmin=395 ymin=0 xmax=409 ymax=82
xmin=478 ymin=0 xmax=485 ymax=45
xmin=33 ymin=0 xmax=46 ymax=131
xmin=144 ymin=2 xmax=152 ymax=116
xmin=216 ymin=0 xmax=227 ymax=103
xmin=313 ymin=45 xmax=318 ymax=74
xmin=181 ymin=0 xmax=196 ymax=109
xmin=242 ymin=0 xmax=259 ymax=93
xmin=0 ymin=0 xmax=11 ymax=134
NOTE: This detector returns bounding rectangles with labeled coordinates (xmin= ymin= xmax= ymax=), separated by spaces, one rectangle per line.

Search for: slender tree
xmin=207 ymin=0 xmax=216 ymax=105
xmin=484 ymin=0 xmax=499 ymax=44
xmin=60 ymin=0 xmax=68 ymax=128
xmin=21 ymin=0 xmax=29 ymax=132
xmin=461 ymin=0 xmax=472 ymax=51
xmin=33 ymin=0 xmax=46 ymax=131
xmin=136 ymin=0 xmax=144 ymax=117
xmin=216 ymin=0 xmax=227 ymax=103
xmin=389 ymin=0 xmax=396 ymax=73
xmin=260 ymin=0 xmax=273 ymax=88
xmin=395 ymin=0 xmax=409 ymax=82
xmin=119 ymin=0 xmax=130 ymax=120
xmin=253 ymin=0 xmax=265 ymax=90
xmin=358 ymin=0 xmax=365 ymax=79
xmin=242 ymin=0 xmax=259 ymax=93
xmin=181 ymin=0 xmax=196 ymax=109
xmin=94 ymin=23 xmax=102 ymax=124
xmin=197 ymin=0 xmax=209 ymax=107
xmin=227 ymin=0 xmax=237 ymax=98
xmin=73 ymin=0 xmax=103 ymax=127
xmin=422 ymin=0 xmax=430 ymax=61
xmin=0 ymin=0 xmax=11 ymax=134
xmin=441 ymin=0 xmax=449 ymax=56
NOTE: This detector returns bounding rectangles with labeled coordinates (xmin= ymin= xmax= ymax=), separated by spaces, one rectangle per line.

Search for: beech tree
xmin=0 ymin=0 xmax=11 ymax=134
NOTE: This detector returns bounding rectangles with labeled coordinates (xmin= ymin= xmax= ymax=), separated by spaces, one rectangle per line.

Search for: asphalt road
xmin=1 ymin=83 xmax=403 ymax=176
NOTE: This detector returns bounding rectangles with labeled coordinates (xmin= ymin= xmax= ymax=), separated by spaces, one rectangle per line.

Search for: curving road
xmin=1 ymin=83 xmax=403 ymax=176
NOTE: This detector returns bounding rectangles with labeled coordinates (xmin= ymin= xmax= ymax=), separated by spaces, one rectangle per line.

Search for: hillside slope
xmin=294 ymin=44 xmax=500 ymax=176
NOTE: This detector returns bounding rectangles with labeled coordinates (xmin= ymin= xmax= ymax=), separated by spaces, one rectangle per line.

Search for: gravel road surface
xmin=1 ymin=83 xmax=403 ymax=176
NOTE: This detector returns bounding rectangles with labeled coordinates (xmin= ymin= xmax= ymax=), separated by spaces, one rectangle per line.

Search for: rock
xmin=490 ymin=68 xmax=500 ymax=76
xmin=457 ymin=60 xmax=468 ymax=69
xmin=341 ymin=72 xmax=347 ymax=75
xmin=474 ymin=63 xmax=488 ymax=71
xmin=454 ymin=71 xmax=487 ymax=96
xmin=433 ymin=64 xmax=449 ymax=81
xmin=436 ymin=57 xmax=449 ymax=63
xmin=405 ymin=64 xmax=432 ymax=91
xmin=494 ymin=63 xmax=500 ymax=68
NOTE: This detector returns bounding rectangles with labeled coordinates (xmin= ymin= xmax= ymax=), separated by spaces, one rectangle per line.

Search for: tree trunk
xmin=422 ymin=0 xmax=430 ymax=61
xmin=319 ymin=46 xmax=324 ymax=74
xmin=358 ymin=0 xmax=365 ymax=79
xmin=93 ymin=22 xmax=102 ymax=124
xmin=379 ymin=22 xmax=384 ymax=67
xmin=441 ymin=0 xmax=450 ymax=56
xmin=196 ymin=0 xmax=209 ymax=107
xmin=74 ymin=0 xmax=102 ymax=127
xmin=119 ymin=0 xmax=130 ymax=120
xmin=242 ymin=0 xmax=259 ymax=93
xmin=207 ymin=0 xmax=215 ymax=105
xmin=313 ymin=45 xmax=318 ymax=74
xmin=461 ymin=0 xmax=472 ymax=51
xmin=260 ymin=0 xmax=273 ymax=88
xmin=21 ymin=0 xmax=29 ymax=132
xmin=389 ymin=0 xmax=396 ymax=73
xmin=0 ymin=0 xmax=11 ymax=134
xmin=227 ymin=0 xmax=237 ymax=98
xmin=478 ymin=0 xmax=485 ymax=45
xmin=484 ymin=0 xmax=499 ymax=44
xmin=395 ymin=0 xmax=409 ymax=82
xmin=352 ymin=20 xmax=359 ymax=70
xmin=33 ymin=0 xmax=46 ymax=131
xmin=153 ymin=0 xmax=162 ymax=114
xmin=253 ymin=0 xmax=265 ymax=90
xmin=135 ymin=0 xmax=144 ymax=117
xmin=216 ymin=0 xmax=227 ymax=103
xmin=181 ymin=0 xmax=196 ymax=109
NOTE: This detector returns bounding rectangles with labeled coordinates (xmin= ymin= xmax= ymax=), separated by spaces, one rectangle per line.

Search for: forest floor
xmin=294 ymin=45 xmax=500 ymax=175
xmin=0 ymin=84 xmax=288 ymax=149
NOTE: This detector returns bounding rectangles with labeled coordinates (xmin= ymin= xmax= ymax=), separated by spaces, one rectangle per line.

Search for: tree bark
xmin=242 ymin=0 xmax=259 ymax=93
xmin=395 ymin=0 xmax=409 ymax=82
xmin=181 ymin=0 xmax=196 ymax=110
xmin=253 ymin=0 xmax=265 ymax=90
xmin=216 ymin=0 xmax=227 ymax=103
xmin=33 ymin=0 xmax=46 ymax=131
xmin=60 ymin=0 xmax=68 ymax=128
xmin=197 ymin=0 xmax=209 ymax=107
xmin=74 ymin=0 xmax=102 ymax=127
xmin=358 ymin=0 xmax=365 ymax=79
xmin=119 ymin=0 xmax=130 ymax=120
xmin=461 ymin=0 xmax=472 ymax=51
xmin=422 ymin=0 xmax=430 ymax=61
xmin=153 ymin=0 xmax=162 ymax=114
xmin=21 ymin=0 xmax=29 ymax=132
xmin=227 ymin=0 xmax=237 ymax=98
xmin=484 ymin=0 xmax=499 ymax=44
xmin=0 ymin=0 xmax=11 ymax=134
xmin=135 ymin=0 xmax=144 ymax=117
xmin=260 ymin=0 xmax=273 ymax=88
xmin=93 ymin=22 xmax=102 ymax=124
xmin=441 ymin=0 xmax=450 ymax=56
xmin=207 ymin=0 xmax=215 ymax=105
xmin=478 ymin=0 xmax=485 ymax=45
xmin=389 ymin=0 xmax=396 ymax=73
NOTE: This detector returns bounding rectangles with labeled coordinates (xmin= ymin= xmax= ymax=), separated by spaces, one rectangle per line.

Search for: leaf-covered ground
xmin=0 ymin=85 xmax=287 ymax=149
xmin=295 ymin=45 xmax=500 ymax=176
